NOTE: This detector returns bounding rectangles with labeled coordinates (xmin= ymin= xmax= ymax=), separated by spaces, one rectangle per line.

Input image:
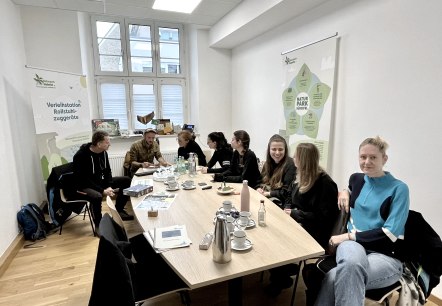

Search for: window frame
xmin=91 ymin=15 xmax=188 ymax=131
xmin=96 ymin=77 xmax=187 ymax=130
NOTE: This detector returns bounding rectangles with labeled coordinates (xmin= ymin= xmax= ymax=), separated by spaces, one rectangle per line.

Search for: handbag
xmin=327 ymin=209 xmax=350 ymax=255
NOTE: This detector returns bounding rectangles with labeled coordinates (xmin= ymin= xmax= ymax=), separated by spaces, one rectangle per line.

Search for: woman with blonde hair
xmin=257 ymin=134 xmax=296 ymax=206
xmin=266 ymin=142 xmax=338 ymax=297
xmin=177 ymin=130 xmax=207 ymax=166
xmin=315 ymin=136 xmax=409 ymax=306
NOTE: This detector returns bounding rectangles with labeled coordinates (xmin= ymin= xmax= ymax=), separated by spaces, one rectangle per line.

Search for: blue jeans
xmin=315 ymin=241 xmax=402 ymax=306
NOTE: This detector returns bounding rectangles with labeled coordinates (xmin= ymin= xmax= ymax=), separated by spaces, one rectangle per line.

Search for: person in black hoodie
xmin=201 ymin=131 xmax=233 ymax=174
xmin=213 ymin=130 xmax=261 ymax=188
xmin=73 ymin=131 xmax=132 ymax=229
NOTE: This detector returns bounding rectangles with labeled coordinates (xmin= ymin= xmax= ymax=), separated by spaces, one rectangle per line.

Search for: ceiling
xmin=12 ymin=0 xmax=335 ymax=48
xmin=11 ymin=0 xmax=243 ymax=27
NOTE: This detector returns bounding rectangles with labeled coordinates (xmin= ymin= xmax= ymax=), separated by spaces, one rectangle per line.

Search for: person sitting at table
xmin=213 ymin=130 xmax=261 ymax=188
xmin=256 ymin=134 xmax=296 ymax=207
xmin=129 ymin=128 xmax=170 ymax=176
xmin=201 ymin=132 xmax=233 ymax=174
xmin=73 ymin=131 xmax=133 ymax=229
xmin=315 ymin=136 xmax=409 ymax=306
xmin=177 ymin=130 xmax=207 ymax=166
xmin=265 ymin=142 xmax=338 ymax=298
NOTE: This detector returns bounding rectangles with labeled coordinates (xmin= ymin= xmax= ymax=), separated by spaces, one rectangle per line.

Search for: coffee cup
xmin=167 ymin=176 xmax=176 ymax=184
xmin=233 ymin=230 xmax=246 ymax=246
xmin=226 ymin=216 xmax=235 ymax=233
xmin=168 ymin=181 xmax=178 ymax=189
xmin=239 ymin=211 xmax=251 ymax=227
xmin=222 ymin=200 xmax=233 ymax=213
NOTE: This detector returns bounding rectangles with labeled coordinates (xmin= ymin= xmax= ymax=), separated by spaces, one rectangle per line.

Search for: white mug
xmin=233 ymin=230 xmax=246 ymax=246
xmin=239 ymin=211 xmax=251 ymax=226
xmin=223 ymin=200 xmax=233 ymax=213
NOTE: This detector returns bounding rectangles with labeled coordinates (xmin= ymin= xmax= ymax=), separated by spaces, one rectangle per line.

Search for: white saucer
xmin=231 ymin=239 xmax=252 ymax=251
xmin=182 ymin=185 xmax=196 ymax=190
xmin=234 ymin=218 xmax=256 ymax=229
xmin=218 ymin=207 xmax=238 ymax=213
xmin=166 ymin=187 xmax=180 ymax=191
xmin=217 ymin=188 xmax=235 ymax=195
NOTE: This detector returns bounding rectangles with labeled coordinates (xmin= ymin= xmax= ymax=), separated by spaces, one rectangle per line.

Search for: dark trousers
xmin=79 ymin=176 xmax=131 ymax=226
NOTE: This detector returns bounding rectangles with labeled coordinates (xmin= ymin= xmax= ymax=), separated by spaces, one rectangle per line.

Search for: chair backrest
xmin=89 ymin=227 xmax=135 ymax=306
xmin=395 ymin=210 xmax=442 ymax=298
xmin=59 ymin=172 xmax=78 ymax=200
xmin=106 ymin=196 xmax=127 ymax=235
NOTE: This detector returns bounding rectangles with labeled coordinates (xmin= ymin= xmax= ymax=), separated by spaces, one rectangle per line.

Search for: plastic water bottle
xmin=240 ymin=180 xmax=250 ymax=212
xmin=188 ymin=152 xmax=196 ymax=177
xmin=258 ymin=200 xmax=266 ymax=226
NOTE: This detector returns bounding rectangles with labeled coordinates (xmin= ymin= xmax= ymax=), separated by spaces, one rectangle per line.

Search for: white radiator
xmin=109 ymin=155 xmax=125 ymax=176
xmin=108 ymin=151 xmax=178 ymax=177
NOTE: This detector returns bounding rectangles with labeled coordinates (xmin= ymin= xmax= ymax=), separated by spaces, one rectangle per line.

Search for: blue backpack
xmin=17 ymin=203 xmax=48 ymax=241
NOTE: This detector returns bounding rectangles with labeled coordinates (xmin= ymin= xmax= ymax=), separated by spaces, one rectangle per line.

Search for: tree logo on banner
xmin=282 ymin=63 xmax=330 ymax=138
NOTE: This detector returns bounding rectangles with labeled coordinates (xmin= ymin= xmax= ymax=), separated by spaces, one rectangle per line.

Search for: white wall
xmin=0 ymin=0 xmax=45 ymax=257
xmin=231 ymin=0 xmax=442 ymax=297
xmin=188 ymin=26 xmax=233 ymax=151
xmin=21 ymin=6 xmax=82 ymax=74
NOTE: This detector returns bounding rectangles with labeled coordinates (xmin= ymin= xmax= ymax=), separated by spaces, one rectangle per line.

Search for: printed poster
xmin=281 ymin=37 xmax=337 ymax=170
xmin=28 ymin=69 xmax=91 ymax=182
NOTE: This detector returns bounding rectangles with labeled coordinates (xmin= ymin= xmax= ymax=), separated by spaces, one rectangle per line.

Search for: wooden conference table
xmin=130 ymin=170 xmax=324 ymax=305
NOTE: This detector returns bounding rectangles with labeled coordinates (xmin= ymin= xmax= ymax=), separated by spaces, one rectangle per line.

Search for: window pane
xmin=97 ymin=21 xmax=120 ymax=39
xmin=131 ymin=57 xmax=153 ymax=73
xmin=100 ymin=83 xmax=128 ymax=129
xmin=129 ymin=24 xmax=153 ymax=74
xmin=161 ymin=84 xmax=183 ymax=126
xmin=98 ymin=39 xmax=122 ymax=56
xmin=99 ymin=55 xmax=123 ymax=72
xmin=133 ymin=84 xmax=156 ymax=130
xmin=158 ymin=27 xmax=180 ymax=75
xmin=129 ymin=41 xmax=152 ymax=57
xmin=96 ymin=21 xmax=123 ymax=72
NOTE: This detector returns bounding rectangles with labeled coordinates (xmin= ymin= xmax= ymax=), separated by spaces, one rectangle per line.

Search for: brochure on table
xmin=136 ymin=192 xmax=176 ymax=210
xmin=144 ymin=225 xmax=191 ymax=251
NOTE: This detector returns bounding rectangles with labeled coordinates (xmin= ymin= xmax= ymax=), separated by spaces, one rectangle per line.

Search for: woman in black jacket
xmin=201 ymin=132 xmax=233 ymax=174
xmin=213 ymin=130 xmax=261 ymax=188
xmin=177 ymin=130 xmax=207 ymax=166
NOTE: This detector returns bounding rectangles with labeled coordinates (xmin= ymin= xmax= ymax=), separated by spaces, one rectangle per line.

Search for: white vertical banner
xmin=28 ymin=68 xmax=91 ymax=182
xmin=281 ymin=37 xmax=337 ymax=170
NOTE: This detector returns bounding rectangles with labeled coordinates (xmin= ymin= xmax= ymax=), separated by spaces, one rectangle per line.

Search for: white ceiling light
xmin=152 ymin=0 xmax=202 ymax=14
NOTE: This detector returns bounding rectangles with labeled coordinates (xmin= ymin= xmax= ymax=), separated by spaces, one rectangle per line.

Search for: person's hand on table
xmin=338 ymin=189 xmax=350 ymax=213
xmin=284 ymin=208 xmax=291 ymax=215
xmin=141 ymin=161 xmax=154 ymax=168
xmin=201 ymin=167 xmax=208 ymax=174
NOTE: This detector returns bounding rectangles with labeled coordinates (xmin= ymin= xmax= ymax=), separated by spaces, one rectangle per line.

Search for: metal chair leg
xmin=290 ymin=260 xmax=304 ymax=306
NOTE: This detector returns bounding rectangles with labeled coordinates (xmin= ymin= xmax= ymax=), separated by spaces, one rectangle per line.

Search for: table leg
xmin=228 ymin=277 xmax=243 ymax=306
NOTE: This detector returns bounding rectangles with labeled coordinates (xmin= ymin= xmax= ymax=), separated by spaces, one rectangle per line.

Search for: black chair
xmin=58 ymin=172 xmax=95 ymax=236
xmin=89 ymin=214 xmax=191 ymax=306
xmin=47 ymin=163 xmax=95 ymax=236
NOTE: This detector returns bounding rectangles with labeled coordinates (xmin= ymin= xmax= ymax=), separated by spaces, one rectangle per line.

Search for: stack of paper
xmin=144 ymin=225 xmax=191 ymax=252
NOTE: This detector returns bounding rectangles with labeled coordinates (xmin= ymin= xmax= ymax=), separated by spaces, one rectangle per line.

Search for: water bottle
xmin=188 ymin=152 xmax=196 ymax=177
xmin=240 ymin=180 xmax=250 ymax=212
xmin=258 ymin=200 xmax=266 ymax=226
xmin=178 ymin=156 xmax=186 ymax=174
xmin=212 ymin=215 xmax=231 ymax=263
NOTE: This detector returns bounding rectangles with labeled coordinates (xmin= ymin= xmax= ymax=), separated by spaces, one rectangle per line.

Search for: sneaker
xmin=118 ymin=210 xmax=134 ymax=221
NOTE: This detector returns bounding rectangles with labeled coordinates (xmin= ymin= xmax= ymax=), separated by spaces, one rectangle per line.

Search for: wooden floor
xmin=0 ymin=204 xmax=439 ymax=306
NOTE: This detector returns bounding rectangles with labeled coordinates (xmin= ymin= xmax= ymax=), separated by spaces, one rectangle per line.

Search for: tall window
xmin=92 ymin=16 xmax=186 ymax=130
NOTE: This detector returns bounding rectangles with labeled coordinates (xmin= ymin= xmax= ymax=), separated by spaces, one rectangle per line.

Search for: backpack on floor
xmin=17 ymin=203 xmax=48 ymax=241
